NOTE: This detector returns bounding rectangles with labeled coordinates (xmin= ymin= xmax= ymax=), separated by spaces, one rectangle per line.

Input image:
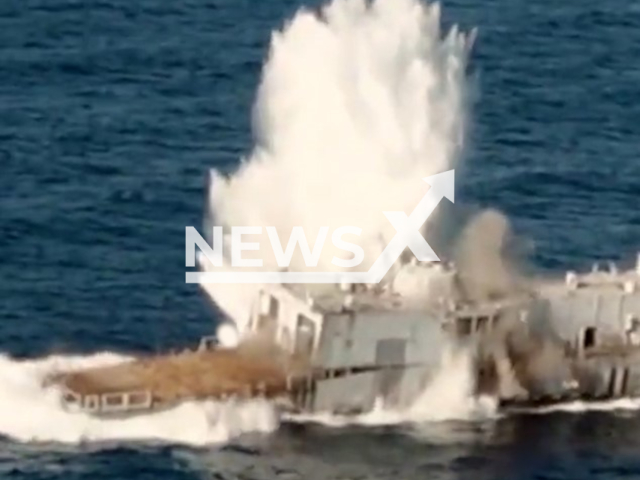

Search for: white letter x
xmin=383 ymin=211 xmax=439 ymax=262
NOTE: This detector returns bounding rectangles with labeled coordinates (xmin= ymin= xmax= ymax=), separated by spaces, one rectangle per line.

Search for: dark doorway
xmin=584 ymin=327 xmax=597 ymax=349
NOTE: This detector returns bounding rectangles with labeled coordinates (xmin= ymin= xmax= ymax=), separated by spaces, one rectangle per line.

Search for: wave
xmin=0 ymin=354 xmax=278 ymax=446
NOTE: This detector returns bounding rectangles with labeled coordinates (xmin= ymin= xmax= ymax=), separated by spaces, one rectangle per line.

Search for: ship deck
xmin=47 ymin=344 xmax=311 ymax=407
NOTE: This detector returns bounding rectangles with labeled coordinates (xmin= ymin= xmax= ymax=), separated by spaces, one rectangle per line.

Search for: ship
xmin=45 ymin=233 xmax=640 ymax=417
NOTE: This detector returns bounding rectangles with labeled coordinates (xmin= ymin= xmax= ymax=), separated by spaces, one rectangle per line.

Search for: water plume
xmin=208 ymin=0 xmax=473 ymax=272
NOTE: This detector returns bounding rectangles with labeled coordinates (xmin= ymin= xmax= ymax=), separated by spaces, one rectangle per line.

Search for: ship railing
xmin=565 ymin=269 xmax=638 ymax=292
xmin=61 ymin=387 xmax=82 ymax=406
xmin=60 ymin=388 xmax=153 ymax=414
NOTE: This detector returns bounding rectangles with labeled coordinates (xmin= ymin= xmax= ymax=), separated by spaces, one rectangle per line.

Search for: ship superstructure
xmin=195 ymin=251 xmax=640 ymax=411
xmin=48 ymin=251 xmax=640 ymax=417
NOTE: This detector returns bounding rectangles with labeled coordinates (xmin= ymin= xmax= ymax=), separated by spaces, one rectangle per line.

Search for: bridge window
xmin=476 ymin=316 xmax=490 ymax=332
xmin=268 ymin=296 xmax=279 ymax=319
xmin=456 ymin=317 xmax=473 ymax=336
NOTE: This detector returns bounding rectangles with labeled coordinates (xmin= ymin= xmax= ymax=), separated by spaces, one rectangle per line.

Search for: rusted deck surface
xmin=47 ymin=344 xmax=311 ymax=403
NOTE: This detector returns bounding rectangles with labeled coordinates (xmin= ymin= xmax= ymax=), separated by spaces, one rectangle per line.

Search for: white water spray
xmin=209 ymin=0 xmax=472 ymax=272
xmin=287 ymin=347 xmax=498 ymax=428
xmin=0 ymin=354 xmax=278 ymax=446
xmin=407 ymin=347 xmax=497 ymax=421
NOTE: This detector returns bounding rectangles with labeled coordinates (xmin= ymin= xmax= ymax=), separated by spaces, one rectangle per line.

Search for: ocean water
xmin=1 ymin=0 xmax=640 ymax=478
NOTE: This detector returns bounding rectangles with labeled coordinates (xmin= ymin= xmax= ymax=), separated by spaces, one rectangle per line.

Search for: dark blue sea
xmin=1 ymin=0 xmax=640 ymax=478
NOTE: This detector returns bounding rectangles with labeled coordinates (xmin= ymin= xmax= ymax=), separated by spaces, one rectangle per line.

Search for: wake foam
xmin=0 ymin=354 xmax=278 ymax=446
xmin=508 ymin=398 xmax=640 ymax=415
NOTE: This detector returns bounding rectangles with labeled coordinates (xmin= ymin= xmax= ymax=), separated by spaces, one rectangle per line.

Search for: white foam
xmin=1 ymin=349 xmax=638 ymax=446
xmin=286 ymin=347 xmax=498 ymax=428
xmin=0 ymin=346 xmax=495 ymax=445
xmin=289 ymin=348 xmax=640 ymax=431
xmin=406 ymin=347 xmax=498 ymax=422
xmin=0 ymin=354 xmax=278 ymax=446
xmin=510 ymin=397 xmax=640 ymax=415
xmin=286 ymin=348 xmax=640 ymax=434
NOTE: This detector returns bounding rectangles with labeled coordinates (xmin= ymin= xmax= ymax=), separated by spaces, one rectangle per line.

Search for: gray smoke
xmin=453 ymin=209 xmax=529 ymax=301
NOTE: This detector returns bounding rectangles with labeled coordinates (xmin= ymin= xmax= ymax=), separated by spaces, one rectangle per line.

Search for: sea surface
xmin=1 ymin=0 xmax=640 ymax=479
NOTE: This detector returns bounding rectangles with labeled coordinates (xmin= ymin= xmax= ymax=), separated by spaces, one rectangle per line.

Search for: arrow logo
xmin=188 ymin=170 xmax=454 ymax=284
